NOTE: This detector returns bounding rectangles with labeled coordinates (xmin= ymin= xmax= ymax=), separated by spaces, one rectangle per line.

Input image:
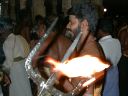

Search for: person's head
xmin=66 ymin=2 xmax=99 ymax=37
xmin=14 ymin=19 xmax=31 ymax=42
xmin=0 ymin=18 xmax=14 ymax=42
xmin=96 ymin=18 xmax=114 ymax=39
xmin=36 ymin=22 xmax=46 ymax=38
xmin=34 ymin=15 xmax=45 ymax=25
xmin=33 ymin=15 xmax=46 ymax=38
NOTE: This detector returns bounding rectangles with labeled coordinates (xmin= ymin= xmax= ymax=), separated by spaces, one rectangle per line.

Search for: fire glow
xmin=46 ymin=55 xmax=110 ymax=78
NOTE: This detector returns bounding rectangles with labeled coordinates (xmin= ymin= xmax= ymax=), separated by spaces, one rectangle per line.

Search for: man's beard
xmin=65 ymin=26 xmax=81 ymax=40
xmin=74 ymin=25 xmax=81 ymax=37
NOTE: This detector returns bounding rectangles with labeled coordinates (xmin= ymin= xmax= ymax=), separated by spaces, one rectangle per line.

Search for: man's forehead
xmin=69 ymin=15 xmax=84 ymax=23
xmin=69 ymin=15 xmax=77 ymax=20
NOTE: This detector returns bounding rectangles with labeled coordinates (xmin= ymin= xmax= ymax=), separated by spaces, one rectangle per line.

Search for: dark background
xmin=103 ymin=0 xmax=128 ymax=16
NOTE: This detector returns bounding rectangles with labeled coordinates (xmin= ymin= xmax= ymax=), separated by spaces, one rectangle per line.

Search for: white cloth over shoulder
xmin=99 ymin=35 xmax=121 ymax=66
xmin=99 ymin=35 xmax=122 ymax=96
xmin=3 ymin=33 xmax=32 ymax=96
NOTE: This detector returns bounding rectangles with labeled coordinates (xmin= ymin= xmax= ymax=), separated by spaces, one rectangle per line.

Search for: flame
xmin=46 ymin=55 xmax=110 ymax=78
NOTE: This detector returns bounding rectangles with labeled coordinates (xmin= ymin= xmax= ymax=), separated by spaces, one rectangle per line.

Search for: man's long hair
xmin=68 ymin=2 xmax=99 ymax=33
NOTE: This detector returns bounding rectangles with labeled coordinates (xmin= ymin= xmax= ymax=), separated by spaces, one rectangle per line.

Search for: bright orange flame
xmin=46 ymin=55 xmax=110 ymax=78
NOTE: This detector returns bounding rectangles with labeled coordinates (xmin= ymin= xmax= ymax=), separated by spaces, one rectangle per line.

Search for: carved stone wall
xmin=62 ymin=0 xmax=71 ymax=16
xmin=9 ymin=0 xmax=103 ymax=21
xmin=10 ymin=0 xmax=16 ymax=20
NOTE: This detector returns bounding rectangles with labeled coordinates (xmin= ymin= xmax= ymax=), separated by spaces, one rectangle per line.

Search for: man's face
xmin=37 ymin=24 xmax=46 ymax=38
xmin=66 ymin=15 xmax=80 ymax=36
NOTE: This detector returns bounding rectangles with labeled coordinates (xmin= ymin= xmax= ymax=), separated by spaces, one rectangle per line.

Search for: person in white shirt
xmin=3 ymin=20 xmax=32 ymax=96
xmin=96 ymin=18 xmax=122 ymax=96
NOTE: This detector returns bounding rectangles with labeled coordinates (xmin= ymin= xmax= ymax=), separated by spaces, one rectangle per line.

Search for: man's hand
xmin=2 ymin=73 xmax=11 ymax=86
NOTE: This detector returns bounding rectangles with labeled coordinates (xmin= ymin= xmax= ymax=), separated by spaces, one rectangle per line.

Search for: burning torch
xmin=46 ymin=55 xmax=110 ymax=95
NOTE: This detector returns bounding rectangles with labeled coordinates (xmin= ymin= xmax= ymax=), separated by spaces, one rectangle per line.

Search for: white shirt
xmin=99 ymin=35 xmax=122 ymax=66
xmin=3 ymin=33 xmax=32 ymax=96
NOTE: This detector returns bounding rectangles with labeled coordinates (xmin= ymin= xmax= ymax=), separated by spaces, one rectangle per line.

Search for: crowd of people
xmin=0 ymin=2 xmax=128 ymax=96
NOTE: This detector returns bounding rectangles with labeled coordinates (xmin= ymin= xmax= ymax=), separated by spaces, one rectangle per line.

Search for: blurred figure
xmin=2 ymin=20 xmax=32 ymax=96
xmin=30 ymin=15 xmax=46 ymax=48
xmin=30 ymin=15 xmax=46 ymax=96
xmin=118 ymin=25 xmax=128 ymax=96
xmin=0 ymin=69 xmax=11 ymax=96
xmin=96 ymin=18 xmax=122 ymax=96
xmin=0 ymin=17 xmax=14 ymax=96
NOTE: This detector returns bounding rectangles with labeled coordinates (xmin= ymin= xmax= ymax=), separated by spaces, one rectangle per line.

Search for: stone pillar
xmin=20 ymin=0 xmax=26 ymax=10
xmin=51 ymin=0 xmax=57 ymax=15
xmin=32 ymin=0 xmax=45 ymax=21
xmin=62 ymin=0 xmax=71 ymax=16
xmin=57 ymin=0 xmax=62 ymax=15
xmin=71 ymin=0 xmax=81 ymax=6
xmin=10 ymin=0 xmax=16 ymax=20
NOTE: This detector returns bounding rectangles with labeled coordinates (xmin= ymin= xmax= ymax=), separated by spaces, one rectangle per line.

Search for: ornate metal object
xmin=25 ymin=17 xmax=91 ymax=96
